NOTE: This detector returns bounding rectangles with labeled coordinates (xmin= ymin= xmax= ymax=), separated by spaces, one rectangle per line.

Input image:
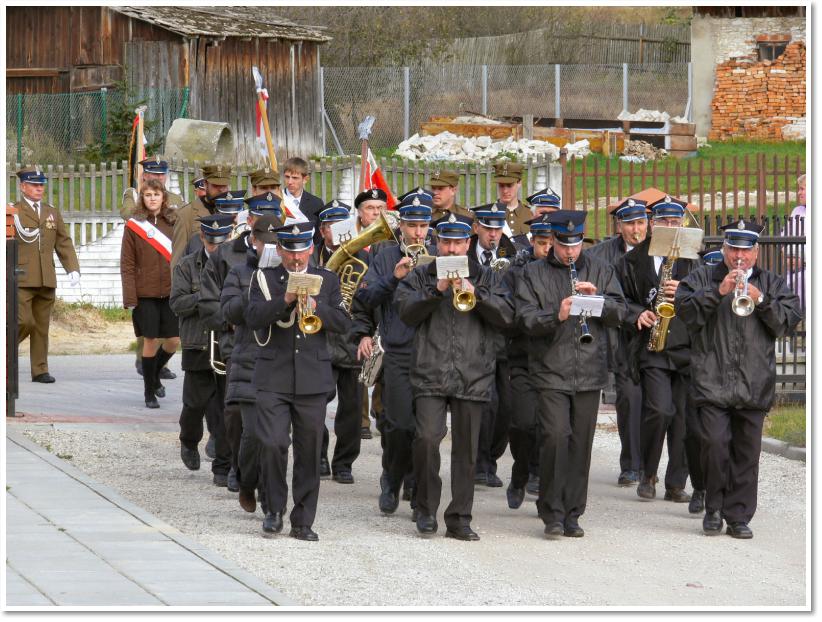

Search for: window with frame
xmin=758 ymin=41 xmax=789 ymax=61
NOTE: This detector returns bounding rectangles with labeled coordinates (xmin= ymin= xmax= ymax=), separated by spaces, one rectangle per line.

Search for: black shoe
xmin=474 ymin=471 xmax=488 ymax=485
xmin=290 ymin=526 xmax=319 ymax=541
xmin=227 ymin=467 xmax=240 ymax=492
xmin=637 ymin=473 xmax=657 ymax=500
xmin=702 ymin=510 xmax=723 ymax=535
xmin=213 ymin=472 xmax=228 ymax=487
xmin=332 ymin=470 xmax=354 ymax=484
xmin=416 ymin=514 xmax=438 ymax=535
xmin=689 ymin=489 xmax=706 ymax=514
xmin=154 ymin=383 xmax=166 ymax=398
xmin=159 ymin=366 xmax=176 ymax=380
xmin=726 ymin=522 xmax=753 ymax=539
xmin=526 ymin=473 xmax=540 ymax=496
xmin=563 ymin=517 xmax=585 ymax=538
xmin=544 ymin=521 xmax=564 ymax=538
xmin=506 ymin=485 xmax=525 ymax=509
xmin=664 ymin=488 xmax=691 ymax=503
xmin=135 ymin=359 xmax=143 ymax=376
xmin=379 ymin=489 xmax=399 ymax=514
xmin=239 ymin=487 xmax=257 ymax=513
xmin=486 ymin=472 xmax=503 ymax=488
xmin=205 ymin=436 xmax=216 ymax=460
xmin=361 ymin=426 xmax=372 ymax=440
xmin=445 ymin=525 xmax=480 ymax=541
xmin=617 ymin=470 xmax=639 ymax=486
xmin=320 ymin=456 xmax=331 ymax=478
xmin=32 ymin=373 xmax=56 ymax=383
xmin=262 ymin=512 xmax=283 ymax=535
xmin=180 ymin=446 xmax=200 ymax=471
xmin=145 ymin=393 xmax=160 ymax=409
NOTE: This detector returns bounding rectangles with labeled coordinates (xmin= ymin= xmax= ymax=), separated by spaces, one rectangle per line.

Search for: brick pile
xmin=709 ymin=40 xmax=805 ymax=141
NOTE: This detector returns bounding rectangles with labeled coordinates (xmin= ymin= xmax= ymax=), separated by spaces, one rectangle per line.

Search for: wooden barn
xmin=5 ymin=6 xmax=331 ymax=161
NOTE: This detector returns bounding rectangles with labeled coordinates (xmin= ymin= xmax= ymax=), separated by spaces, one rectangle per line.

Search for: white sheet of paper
xmin=258 ymin=244 xmax=281 ymax=269
xmin=331 ymin=219 xmax=356 ymax=246
xmin=436 ymin=255 xmax=469 ymax=279
xmin=415 ymin=254 xmax=436 ymax=266
xmin=570 ymin=295 xmax=605 ymax=317
xmin=286 ymin=272 xmax=323 ymax=295
xmin=647 ymin=226 xmax=704 ymax=260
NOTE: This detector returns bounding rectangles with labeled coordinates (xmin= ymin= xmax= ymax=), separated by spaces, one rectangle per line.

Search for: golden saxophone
xmin=647 ymin=255 xmax=677 ymax=352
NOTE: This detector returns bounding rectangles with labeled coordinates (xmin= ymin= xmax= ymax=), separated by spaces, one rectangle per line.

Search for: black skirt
xmin=132 ymin=297 xmax=179 ymax=339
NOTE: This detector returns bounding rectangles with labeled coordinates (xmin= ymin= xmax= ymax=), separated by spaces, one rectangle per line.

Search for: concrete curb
xmin=761 ymin=436 xmax=806 ymax=462
xmin=7 ymin=428 xmax=298 ymax=607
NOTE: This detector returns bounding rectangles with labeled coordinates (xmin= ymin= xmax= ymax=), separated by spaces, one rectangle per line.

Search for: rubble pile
xmin=620 ymin=140 xmax=668 ymax=163
xmin=394 ymin=132 xmax=591 ymax=163
xmin=618 ymin=109 xmax=689 ymax=124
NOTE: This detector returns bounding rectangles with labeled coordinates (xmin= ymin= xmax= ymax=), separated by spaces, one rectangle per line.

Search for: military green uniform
xmin=14 ymin=194 xmax=80 ymax=378
xmin=430 ymin=169 xmax=475 ymax=225
xmin=492 ymin=162 xmax=533 ymax=238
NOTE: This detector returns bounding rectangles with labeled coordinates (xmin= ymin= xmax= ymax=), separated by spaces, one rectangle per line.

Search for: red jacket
xmin=120 ymin=212 xmax=175 ymax=308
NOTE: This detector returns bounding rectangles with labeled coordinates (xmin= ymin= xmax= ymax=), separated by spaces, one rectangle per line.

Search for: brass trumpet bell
xmin=299 ymin=313 xmax=323 ymax=334
xmin=453 ymin=289 xmax=476 ymax=312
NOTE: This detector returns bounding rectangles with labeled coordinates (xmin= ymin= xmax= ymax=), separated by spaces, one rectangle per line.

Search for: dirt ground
xmin=17 ymin=304 xmax=136 ymax=356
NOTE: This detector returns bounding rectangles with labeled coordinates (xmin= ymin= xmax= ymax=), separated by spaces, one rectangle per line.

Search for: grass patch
xmin=764 ymin=404 xmax=806 ymax=448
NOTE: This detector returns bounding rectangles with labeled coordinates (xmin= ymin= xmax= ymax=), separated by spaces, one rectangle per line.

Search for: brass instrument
xmin=297 ymin=288 xmax=322 ymax=334
xmin=647 ymin=249 xmax=678 ymax=353
xmin=209 ymin=331 xmax=226 ymax=375
xmin=488 ymin=242 xmax=510 ymax=272
xmin=731 ymin=258 xmax=755 ymax=317
xmin=325 ymin=210 xmax=399 ymax=311
xmin=405 ymin=242 xmax=428 ymax=268
xmin=230 ymin=221 xmax=250 ymax=240
xmin=358 ymin=331 xmax=384 ymax=387
xmin=447 ymin=270 xmax=476 ymax=312
xmin=568 ymin=259 xmax=594 ymax=345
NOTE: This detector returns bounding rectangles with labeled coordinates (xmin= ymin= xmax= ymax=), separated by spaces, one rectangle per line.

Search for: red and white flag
xmin=363 ymin=148 xmax=397 ymax=209
xmin=255 ymin=88 xmax=270 ymax=160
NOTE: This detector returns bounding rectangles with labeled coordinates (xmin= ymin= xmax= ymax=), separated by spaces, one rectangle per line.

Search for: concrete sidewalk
xmin=4 ymin=430 xmax=294 ymax=607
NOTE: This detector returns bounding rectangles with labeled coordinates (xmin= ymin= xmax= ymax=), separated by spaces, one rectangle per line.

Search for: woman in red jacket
xmin=121 ymin=179 xmax=180 ymax=408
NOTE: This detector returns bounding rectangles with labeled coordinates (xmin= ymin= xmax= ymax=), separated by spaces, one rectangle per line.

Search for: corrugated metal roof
xmin=112 ymin=6 xmax=330 ymax=42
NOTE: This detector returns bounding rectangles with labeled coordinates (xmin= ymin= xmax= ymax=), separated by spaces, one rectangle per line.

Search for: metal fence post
xmin=179 ymin=86 xmax=190 ymax=118
xmin=622 ymin=63 xmax=629 ymax=112
xmin=100 ymin=87 xmax=108 ymax=159
xmin=554 ymin=65 xmax=561 ymax=118
xmin=16 ymin=93 xmax=23 ymax=163
xmin=481 ymin=65 xmax=488 ymax=115
xmin=319 ymin=66 xmax=326 ymax=157
xmin=403 ymin=67 xmax=410 ymax=141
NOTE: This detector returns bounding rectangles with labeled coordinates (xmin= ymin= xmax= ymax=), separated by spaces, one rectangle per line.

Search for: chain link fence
xmin=322 ymin=62 xmax=691 ymax=153
xmin=6 ymin=88 xmax=189 ymax=165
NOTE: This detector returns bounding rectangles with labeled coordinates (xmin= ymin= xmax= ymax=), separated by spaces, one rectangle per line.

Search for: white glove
xmin=68 ymin=271 xmax=80 ymax=287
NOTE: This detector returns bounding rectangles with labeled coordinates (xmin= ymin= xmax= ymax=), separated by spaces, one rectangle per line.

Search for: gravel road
xmin=18 ymin=421 xmax=806 ymax=607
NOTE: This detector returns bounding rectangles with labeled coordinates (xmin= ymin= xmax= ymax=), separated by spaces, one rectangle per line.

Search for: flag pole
xmin=252 ymin=66 xmax=278 ymax=172
xmin=357 ymin=116 xmax=375 ymax=192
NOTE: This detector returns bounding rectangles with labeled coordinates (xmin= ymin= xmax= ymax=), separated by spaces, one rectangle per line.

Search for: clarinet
xmin=568 ymin=259 xmax=594 ymax=345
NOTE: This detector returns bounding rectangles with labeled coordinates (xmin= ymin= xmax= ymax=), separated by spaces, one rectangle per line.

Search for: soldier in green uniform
xmin=172 ymin=164 xmax=231 ymax=266
xmin=430 ymin=169 xmax=474 ymax=222
xmin=248 ymin=167 xmax=282 ymax=197
xmin=493 ymin=162 xmax=532 ymax=242
xmin=13 ymin=166 xmax=80 ymax=383
xmin=120 ymin=156 xmax=185 ymax=220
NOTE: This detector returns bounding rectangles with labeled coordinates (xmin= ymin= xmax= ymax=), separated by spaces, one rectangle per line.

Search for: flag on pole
xmin=255 ymin=88 xmax=270 ymax=160
xmin=127 ymin=109 xmax=147 ymax=189
xmin=363 ymin=148 xmax=397 ymax=209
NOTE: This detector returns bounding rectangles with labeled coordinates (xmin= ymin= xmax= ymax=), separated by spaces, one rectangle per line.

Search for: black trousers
xmin=477 ymin=359 xmax=512 ymax=476
xmin=700 ymin=405 xmax=765 ymax=524
xmin=320 ymin=366 xmax=363 ymax=474
xmin=382 ymin=350 xmax=416 ymax=493
xmin=413 ymin=396 xmax=483 ymax=529
xmin=508 ymin=365 xmax=538 ymax=489
xmin=238 ymin=401 xmax=261 ymax=491
xmin=256 ymin=389 xmax=327 ymax=528
xmin=614 ymin=369 xmax=642 ymax=472
xmin=179 ymin=367 xmax=231 ymax=475
xmin=535 ymin=390 xmax=600 ymax=524
xmin=224 ymin=358 xmax=243 ymax=475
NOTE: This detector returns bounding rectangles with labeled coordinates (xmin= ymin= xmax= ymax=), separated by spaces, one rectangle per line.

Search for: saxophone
xmin=647 ymin=254 xmax=677 ymax=352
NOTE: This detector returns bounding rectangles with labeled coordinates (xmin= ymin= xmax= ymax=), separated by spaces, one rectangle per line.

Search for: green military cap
xmin=492 ymin=161 xmax=523 ymax=183
xmin=430 ymin=168 xmax=459 ymax=188
xmin=249 ymin=166 xmax=281 ymax=187
xmin=202 ymin=164 xmax=233 ymax=185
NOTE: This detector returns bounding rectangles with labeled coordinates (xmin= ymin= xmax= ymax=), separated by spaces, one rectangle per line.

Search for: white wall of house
xmin=55 ymin=223 xmax=125 ymax=307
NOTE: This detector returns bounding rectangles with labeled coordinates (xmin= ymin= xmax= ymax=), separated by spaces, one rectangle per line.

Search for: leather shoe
xmin=664 ymin=488 xmax=691 ymax=503
xmin=32 ymin=373 xmax=55 ymax=383
xmin=486 ymin=472 xmax=503 ymax=488
xmin=180 ymin=446 xmax=200 ymax=471
xmin=227 ymin=467 xmax=240 ymax=492
xmin=702 ymin=510 xmax=723 ymax=535
xmin=205 ymin=435 xmax=216 ymax=460
xmin=526 ymin=473 xmax=540 ymax=496
xmin=379 ymin=489 xmax=399 ymax=514
xmin=689 ymin=489 xmax=706 ymax=514
xmin=636 ymin=473 xmax=657 ymax=500
xmin=290 ymin=526 xmax=319 ymax=541
xmin=416 ymin=514 xmax=438 ymax=535
xmin=159 ymin=366 xmax=176 ymax=380
xmin=544 ymin=521 xmax=564 ymax=538
xmin=320 ymin=456 xmax=331 ymax=478
xmin=506 ymin=485 xmax=525 ymax=509
xmin=445 ymin=525 xmax=480 ymax=541
xmin=563 ymin=517 xmax=585 ymax=538
xmin=262 ymin=511 xmax=283 ymax=535
xmin=213 ymin=472 xmax=228 ymax=487
xmin=154 ymin=383 xmax=166 ymax=398
xmin=332 ymin=470 xmax=354 ymax=484
xmin=617 ymin=470 xmax=639 ymax=486
xmin=145 ymin=395 xmax=160 ymax=409
xmin=239 ymin=487 xmax=257 ymax=513
xmin=726 ymin=522 xmax=753 ymax=539
xmin=474 ymin=471 xmax=488 ymax=485
xmin=361 ymin=426 xmax=372 ymax=440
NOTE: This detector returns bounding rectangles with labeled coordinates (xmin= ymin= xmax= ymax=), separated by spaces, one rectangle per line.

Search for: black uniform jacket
xmin=468 ymin=233 xmax=517 ymax=264
xmin=515 ymin=249 xmax=627 ymax=393
xmin=169 ymin=248 xmax=210 ymax=351
xmin=615 ymin=235 xmax=699 ymax=375
xmin=675 ymin=263 xmax=802 ymax=411
xmin=395 ymin=257 xmax=514 ymax=402
xmin=246 ymin=264 xmax=351 ymax=396
xmin=220 ymin=248 xmax=259 ymax=405
xmin=501 ymin=249 xmax=536 ymax=370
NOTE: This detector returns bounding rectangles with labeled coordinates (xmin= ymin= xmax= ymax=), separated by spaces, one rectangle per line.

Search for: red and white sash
xmin=126 ymin=218 xmax=172 ymax=262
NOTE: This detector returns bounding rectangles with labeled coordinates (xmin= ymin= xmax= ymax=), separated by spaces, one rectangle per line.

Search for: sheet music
xmin=436 ymin=255 xmax=469 ymax=279
xmin=570 ymin=295 xmax=605 ymax=317
xmin=647 ymin=226 xmax=703 ymax=259
xmin=286 ymin=272 xmax=323 ymax=295
xmin=331 ymin=219 xmax=356 ymax=246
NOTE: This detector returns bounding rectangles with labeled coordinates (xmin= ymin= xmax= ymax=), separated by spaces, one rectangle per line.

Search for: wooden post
xmin=560 ymin=149 xmax=570 ymax=210
xmin=523 ymin=114 xmax=534 ymax=140
xmin=757 ymin=153 xmax=767 ymax=219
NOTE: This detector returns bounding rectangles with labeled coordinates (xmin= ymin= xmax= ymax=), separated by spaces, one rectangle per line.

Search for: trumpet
xmin=731 ymin=258 xmax=755 ymax=317
xmin=297 ymin=288 xmax=322 ymax=334
xmin=209 ymin=331 xmax=226 ymax=375
xmin=405 ymin=242 xmax=429 ymax=268
xmin=447 ymin=270 xmax=476 ymax=312
xmin=568 ymin=259 xmax=594 ymax=345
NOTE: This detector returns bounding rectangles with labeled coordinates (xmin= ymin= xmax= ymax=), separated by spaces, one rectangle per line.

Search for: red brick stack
xmin=709 ymin=40 xmax=805 ymax=141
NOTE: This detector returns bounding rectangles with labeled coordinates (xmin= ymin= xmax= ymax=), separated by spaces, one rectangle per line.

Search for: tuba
xmin=447 ymin=270 xmax=476 ymax=312
xmin=325 ymin=210 xmax=399 ymax=311
xmin=731 ymin=258 xmax=755 ymax=317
